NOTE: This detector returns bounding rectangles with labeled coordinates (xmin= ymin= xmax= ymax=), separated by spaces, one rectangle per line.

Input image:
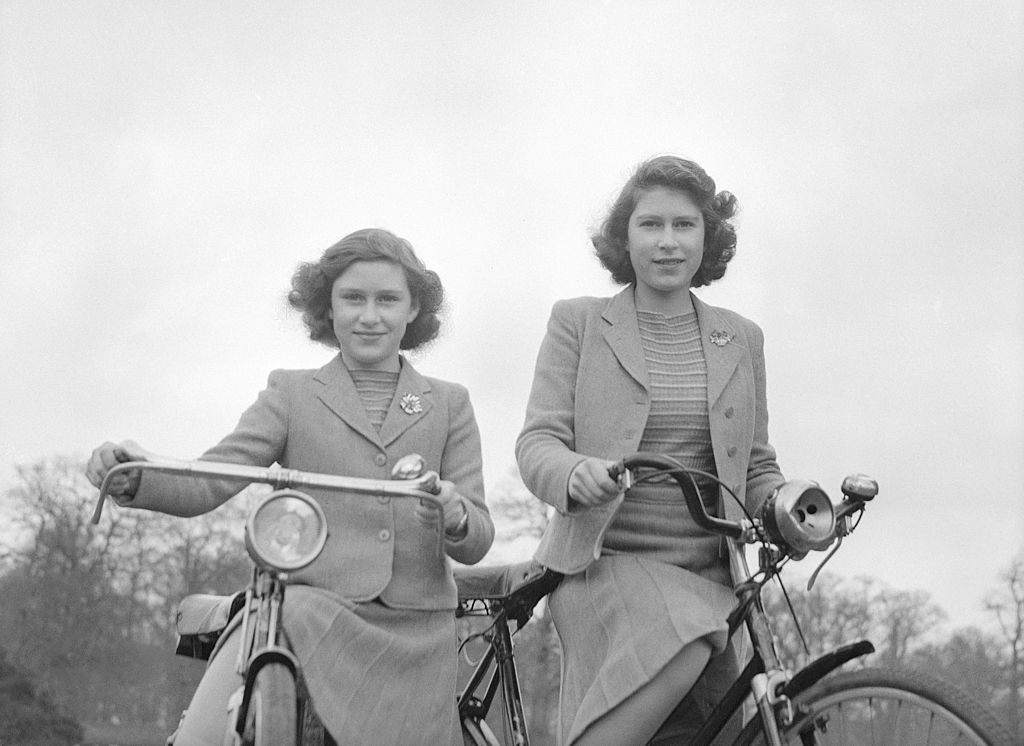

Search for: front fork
xmin=224 ymin=569 xmax=298 ymax=745
xmin=729 ymin=540 xmax=791 ymax=746
xmin=727 ymin=542 xmax=874 ymax=745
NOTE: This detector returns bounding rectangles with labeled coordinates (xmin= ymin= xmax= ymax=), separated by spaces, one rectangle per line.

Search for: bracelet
xmin=445 ymin=502 xmax=470 ymax=540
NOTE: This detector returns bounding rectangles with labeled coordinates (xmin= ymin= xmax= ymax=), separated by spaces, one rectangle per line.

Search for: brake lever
xmin=807 ymin=536 xmax=843 ymax=591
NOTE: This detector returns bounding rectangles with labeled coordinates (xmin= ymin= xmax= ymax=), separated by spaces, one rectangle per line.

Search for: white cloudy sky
xmin=1 ymin=1 xmax=1021 ymax=631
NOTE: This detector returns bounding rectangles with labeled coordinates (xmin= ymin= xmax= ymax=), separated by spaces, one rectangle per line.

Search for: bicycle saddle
xmin=174 ymin=592 xmax=246 ymax=660
xmin=454 ymin=559 xmax=563 ymax=602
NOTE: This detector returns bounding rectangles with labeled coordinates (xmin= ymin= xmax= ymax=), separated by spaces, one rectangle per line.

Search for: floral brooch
xmin=709 ymin=330 xmax=733 ymax=347
xmin=399 ymin=393 xmax=423 ymax=415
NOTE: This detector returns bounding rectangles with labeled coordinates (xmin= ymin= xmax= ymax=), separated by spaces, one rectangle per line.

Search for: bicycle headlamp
xmin=760 ymin=479 xmax=835 ymax=558
xmin=244 ymin=489 xmax=328 ymax=572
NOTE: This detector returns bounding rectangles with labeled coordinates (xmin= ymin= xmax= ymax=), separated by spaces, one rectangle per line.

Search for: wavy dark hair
xmin=593 ymin=155 xmax=738 ymax=287
xmin=288 ymin=228 xmax=444 ymax=351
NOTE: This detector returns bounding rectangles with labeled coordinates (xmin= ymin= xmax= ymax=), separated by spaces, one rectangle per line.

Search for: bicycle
xmin=92 ymin=453 xmax=447 ymax=746
xmin=454 ymin=452 xmax=1014 ymax=745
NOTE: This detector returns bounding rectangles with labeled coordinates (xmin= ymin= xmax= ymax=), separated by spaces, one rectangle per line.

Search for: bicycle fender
xmin=781 ymin=640 xmax=874 ymax=699
xmin=235 ymin=646 xmax=299 ymax=736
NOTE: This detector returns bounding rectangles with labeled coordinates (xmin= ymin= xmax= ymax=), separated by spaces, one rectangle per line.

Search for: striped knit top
xmin=349 ymin=369 xmax=399 ymax=431
xmin=601 ymin=309 xmax=726 ymax=578
xmin=635 ymin=309 xmax=716 ymax=475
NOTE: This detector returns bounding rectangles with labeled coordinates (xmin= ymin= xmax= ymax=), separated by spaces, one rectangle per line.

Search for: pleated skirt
xmin=548 ymin=554 xmax=736 ymax=745
xmin=283 ymin=585 xmax=461 ymax=746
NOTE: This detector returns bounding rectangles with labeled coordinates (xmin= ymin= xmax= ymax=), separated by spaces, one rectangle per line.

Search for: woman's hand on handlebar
xmin=390 ymin=454 xmax=467 ymax=536
xmin=414 ymin=479 xmax=468 ymax=536
xmin=568 ymin=458 xmax=621 ymax=508
xmin=85 ymin=440 xmax=146 ymax=502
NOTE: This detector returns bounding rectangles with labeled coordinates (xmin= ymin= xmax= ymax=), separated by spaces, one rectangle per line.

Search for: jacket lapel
xmin=601 ymin=287 xmax=649 ymax=390
xmin=378 ymin=358 xmax=433 ymax=447
xmin=694 ymin=294 xmax=744 ymax=408
xmin=314 ymin=356 xmax=383 ymax=446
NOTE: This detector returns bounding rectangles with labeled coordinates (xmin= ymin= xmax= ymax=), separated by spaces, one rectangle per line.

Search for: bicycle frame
xmin=456 ymin=561 xmax=563 ymax=746
xmin=456 ymin=455 xmax=880 ymax=746
xmin=459 ymin=604 xmax=529 ymax=745
xmin=683 ymin=540 xmax=875 ymax=746
xmin=458 ymin=457 xmax=1009 ymax=745
xmin=456 ymin=547 xmax=878 ymax=746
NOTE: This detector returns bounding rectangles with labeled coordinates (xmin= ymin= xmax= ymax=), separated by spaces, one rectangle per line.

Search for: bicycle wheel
xmin=737 ymin=666 xmax=1014 ymax=746
xmin=242 ymin=662 xmax=298 ymax=746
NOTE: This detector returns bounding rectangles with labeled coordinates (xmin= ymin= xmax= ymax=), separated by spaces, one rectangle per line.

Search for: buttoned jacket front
xmin=516 ymin=286 xmax=784 ymax=575
xmin=131 ymin=355 xmax=493 ymax=610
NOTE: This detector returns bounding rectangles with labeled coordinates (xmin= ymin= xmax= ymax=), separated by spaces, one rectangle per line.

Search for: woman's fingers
xmin=569 ymin=458 xmax=621 ymax=506
xmin=85 ymin=442 xmax=119 ymax=487
xmin=414 ymin=479 xmax=458 ymax=526
xmin=85 ymin=440 xmax=144 ymax=496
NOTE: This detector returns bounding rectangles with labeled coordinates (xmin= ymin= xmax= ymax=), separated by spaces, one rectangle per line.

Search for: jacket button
xmin=724 ymin=407 xmax=734 ymax=419
xmin=378 ymin=529 xmax=391 ymax=541
xmin=374 ymin=454 xmax=386 ymax=466
xmin=378 ymin=496 xmax=390 ymax=504
xmin=727 ymin=446 xmax=737 ymax=457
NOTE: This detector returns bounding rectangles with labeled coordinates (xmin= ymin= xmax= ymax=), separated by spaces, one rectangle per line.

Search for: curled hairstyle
xmin=592 ymin=155 xmax=738 ymax=287
xmin=288 ymin=228 xmax=444 ymax=351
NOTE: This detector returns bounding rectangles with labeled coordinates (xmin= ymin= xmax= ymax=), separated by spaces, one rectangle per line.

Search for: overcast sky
xmin=1 ymin=1 xmax=1021 ymax=632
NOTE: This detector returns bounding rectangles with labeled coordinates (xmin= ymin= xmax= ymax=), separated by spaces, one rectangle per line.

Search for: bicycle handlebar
xmin=609 ymin=453 xmax=748 ymax=539
xmin=610 ymin=452 xmax=874 ymax=551
xmin=92 ymin=455 xmax=444 ymax=525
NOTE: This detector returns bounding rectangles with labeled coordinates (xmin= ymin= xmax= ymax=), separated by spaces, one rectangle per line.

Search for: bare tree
xmin=762 ymin=573 xmax=946 ymax=669
xmin=0 ymin=646 xmax=82 ymax=746
xmin=762 ymin=573 xmax=877 ymax=668
xmin=986 ymin=553 xmax=1024 ymax=740
xmin=874 ymin=587 xmax=947 ymax=666
xmin=0 ymin=456 xmax=250 ymax=733
xmin=908 ymin=626 xmax=1007 ymax=712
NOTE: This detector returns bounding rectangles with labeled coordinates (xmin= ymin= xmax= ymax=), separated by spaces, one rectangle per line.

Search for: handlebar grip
xmin=420 ymin=471 xmax=442 ymax=495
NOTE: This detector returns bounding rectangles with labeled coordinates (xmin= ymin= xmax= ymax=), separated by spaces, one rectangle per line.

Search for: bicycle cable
xmin=457 ymin=602 xmax=535 ymax=668
xmin=629 ymin=464 xmax=756 ymax=525
xmin=774 ymin=573 xmax=812 ymax=657
xmin=458 ymin=615 xmax=499 ymax=666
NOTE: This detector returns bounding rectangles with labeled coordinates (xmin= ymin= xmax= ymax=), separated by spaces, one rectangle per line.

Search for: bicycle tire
xmin=242 ymin=662 xmax=298 ymax=746
xmin=736 ymin=666 xmax=1014 ymax=746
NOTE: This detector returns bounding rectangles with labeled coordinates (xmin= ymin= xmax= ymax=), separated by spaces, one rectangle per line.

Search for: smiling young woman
xmin=85 ymin=228 xmax=493 ymax=746
xmin=516 ymin=155 xmax=784 ymax=745
xmin=328 ymin=260 xmax=420 ymax=372
xmin=625 ymin=185 xmax=706 ymax=313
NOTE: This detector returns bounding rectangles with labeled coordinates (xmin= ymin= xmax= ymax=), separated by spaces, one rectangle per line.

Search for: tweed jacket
xmin=130 ymin=355 xmax=493 ymax=610
xmin=516 ymin=286 xmax=784 ymax=575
